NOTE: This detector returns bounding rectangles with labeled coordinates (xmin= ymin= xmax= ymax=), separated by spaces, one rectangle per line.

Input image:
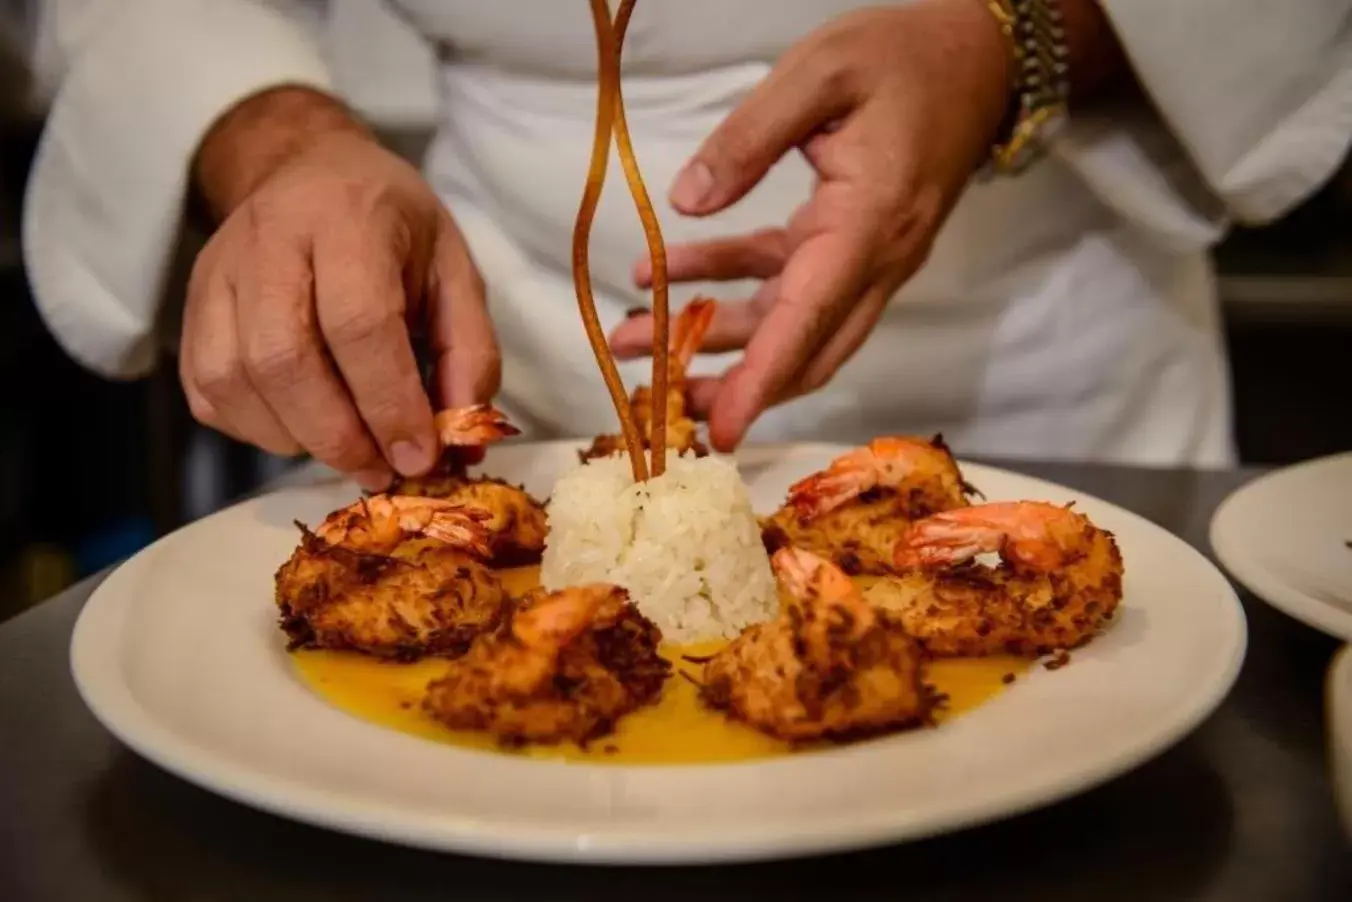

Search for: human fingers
xmin=705 ymin=227 xmax=872 ymax=450
xmin=789 ymin=203 xmax=936 ymax=398
xmin=180 ymin=247 xmax=301 ymax=457
xmin=686 ymin=279 xmax=887 ymax=433
xmin=428 ymin=213 xmax=501 ymax=408
xmin=608 ymin=279 xmax=779 ymax=359
xmin=632 ymin=228 xmax=789 ymax=288
xmin=232 ymin=232 xmax=392 ymax=489
xmin=314 ymin=217 xmax=444 ymax=477
xmin=669 ymin=39 xmax=858 ymax=215
xmin=684 ymin=375 xmax=726 ymax=421
xmin=790 ymin=279 xmax=891 ymax=397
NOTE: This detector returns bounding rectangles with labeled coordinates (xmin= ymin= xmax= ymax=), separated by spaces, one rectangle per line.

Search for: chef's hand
xmin=180 ymin=87 xmax=499 ymax=491
xmin=611 ymin=0 xmax=1012 ymax=451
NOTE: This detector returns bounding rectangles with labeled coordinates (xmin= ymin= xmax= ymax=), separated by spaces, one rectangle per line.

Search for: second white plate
xmin=1211 ymin=452 xmax=1352 ymax=639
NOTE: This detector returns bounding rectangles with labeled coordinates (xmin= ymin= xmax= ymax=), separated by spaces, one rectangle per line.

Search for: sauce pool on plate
xmin=291 ymin=566 xmax=1031 ymax=764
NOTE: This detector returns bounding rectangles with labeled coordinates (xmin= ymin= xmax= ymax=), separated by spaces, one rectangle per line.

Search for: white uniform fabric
xmin=21 ymin=0 xmax=1352 ymax=466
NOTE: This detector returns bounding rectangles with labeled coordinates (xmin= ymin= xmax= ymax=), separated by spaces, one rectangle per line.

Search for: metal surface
xmin=1 ymin=460 xmax=1349 ymax=901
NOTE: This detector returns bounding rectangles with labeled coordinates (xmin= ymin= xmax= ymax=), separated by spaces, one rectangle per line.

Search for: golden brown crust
xmin=387 ymin=471 xmax=548 ymax=567
xmin=864 ymin=567 xmax=1032 ymax=656
xmin=276 ymin=532 xmax=507 ymax=660
xmin=871 ymin=518 xmax=1124 ymax=656
xmin=423 ymin=587 xmax=672 ymax=745
xmin=761 ymin=435 xmax=976 ymax=575
xmin=701 ymin=578 xmax=934 ymax=742
xmin=762 ymin=488 xmax=942 ymax=575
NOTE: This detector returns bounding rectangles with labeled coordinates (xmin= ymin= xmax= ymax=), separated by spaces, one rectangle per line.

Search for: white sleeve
xmin=22 ymin=0 xmax=333 ymax=380
xmin=1063 ymin=0 xmax=1352 ymax=242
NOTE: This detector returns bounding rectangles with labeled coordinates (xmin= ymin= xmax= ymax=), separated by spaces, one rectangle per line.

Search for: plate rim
xmin=1209 ymin=451 xmax=1352 ymax=641
xmin=70 ymin=440 xmax=1249 ymax=864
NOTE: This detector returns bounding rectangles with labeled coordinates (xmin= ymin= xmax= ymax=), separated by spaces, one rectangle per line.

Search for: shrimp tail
xmin=434 ymin=403 xmax=522 ymax=447
xmin=893 ymin=519 xmax=1004 ymax=569
xmin=770 ymin=546 xmax=821 ymax=597
xmin=786 ymin=449 xmax=876 ymax=519
xmin=771 ymin=547 xmax=852 ymax=601
xmin=383 ymin=495 xmax=494 ymax=557
xmin=893 ymin=501 xmax=1088 ymax=572
xmin=671 ymin=298 xmax=717 ymax=368
xmin=511 ymin=585 xmax=616 ymax=648
xmin=420 ymin=509 xmax=494 ymax=558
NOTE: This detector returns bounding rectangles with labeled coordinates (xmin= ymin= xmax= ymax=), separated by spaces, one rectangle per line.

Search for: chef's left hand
xmin=610 ymin=0 xmax=1012 ymax=451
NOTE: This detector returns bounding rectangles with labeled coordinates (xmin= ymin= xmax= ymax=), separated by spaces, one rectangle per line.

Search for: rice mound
xmin=540 ymin=452 xmax=779 ymax=643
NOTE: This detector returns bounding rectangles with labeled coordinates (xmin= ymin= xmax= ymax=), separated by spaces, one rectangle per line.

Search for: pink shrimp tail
xmin=786 ymin=469 xmax=855 ymax=519
xmin=786 ymin=444 xmax=884 ymax=519
xmin=893 ymin=517 xmax=1003 ymax=569
xmin=421 ymin=508 xmax=493 ymax=558
xmin=513 ymin=585 xmax=616 ymax=647
xmin=434 ymin=404 xmax=521 ymax=447
xmin=670 ymin=298 xmax=717 ymax=368
xmin=892 ymin=501 xmax=1077 ymax=571
xmin=770 ymin=546 xmax=826 ymax=593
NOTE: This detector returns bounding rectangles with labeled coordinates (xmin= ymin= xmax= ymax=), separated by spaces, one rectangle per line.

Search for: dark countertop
xmin=1 ymin=460 xmax=1349 ymax=901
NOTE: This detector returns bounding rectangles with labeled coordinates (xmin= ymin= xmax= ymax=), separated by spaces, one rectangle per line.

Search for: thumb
xmin=670 ymin=48 xmax=853 ymax=216
xmin=428 ymin=215 xmax=501 ymax=408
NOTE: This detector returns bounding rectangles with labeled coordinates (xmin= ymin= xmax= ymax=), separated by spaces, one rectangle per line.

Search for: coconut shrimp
xmin=761 ymin=436 xmax=975 ymax=575
xmin=423 ymin=584 xmax=671 ymax=745
xmin=275 ymin=495 xmax=507 ymax=660
xmin=700 ymin=548 xmax=932 ymax=742
xmin=866 ymin=501 xmax=1124 ymax=657
xmin=581 ymin=298 xmax=717 ymax=462
xmin=388 ymin=404 xmax=547 ymax=567
xmin=386 ymin=403 xmax=518 ymax=496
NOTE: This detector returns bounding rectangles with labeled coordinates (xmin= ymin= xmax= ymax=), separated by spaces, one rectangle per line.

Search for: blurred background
xmin=1 ymin=2 xmax=1350 ymax=620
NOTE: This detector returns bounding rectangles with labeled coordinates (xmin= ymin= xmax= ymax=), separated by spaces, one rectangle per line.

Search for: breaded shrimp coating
xmin=276 ymin=495 xmax=505 ymax=660
xmin=424 ymin=584 xmax=671 ymax=745
xmin=702 ymin=548 xmax=932 ymax=741
xmin=761 ymin=436 xmax=974 ymax=575
xmin=869 ymin=501 xmax=1123 ymax=656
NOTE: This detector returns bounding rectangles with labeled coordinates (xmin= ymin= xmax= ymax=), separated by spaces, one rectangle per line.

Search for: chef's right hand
xmin=180 ymin=87 xmax=499 ymax=491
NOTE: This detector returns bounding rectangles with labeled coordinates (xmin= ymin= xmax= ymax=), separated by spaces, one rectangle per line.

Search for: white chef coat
xmin=21 ymin=0 xmax=1352 ymax=466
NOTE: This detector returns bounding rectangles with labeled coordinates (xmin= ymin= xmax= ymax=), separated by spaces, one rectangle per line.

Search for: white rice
xmin=540 ymin=452 xmax=779 ymax=643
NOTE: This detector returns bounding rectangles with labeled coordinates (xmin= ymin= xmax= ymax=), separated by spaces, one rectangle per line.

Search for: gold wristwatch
xmin=983 ymin=0 xmax=1071 ymax=175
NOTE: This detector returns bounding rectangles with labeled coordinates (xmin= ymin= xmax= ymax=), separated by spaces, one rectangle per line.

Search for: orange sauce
xmin=292 ymin=566 xmax=1030 ymax=764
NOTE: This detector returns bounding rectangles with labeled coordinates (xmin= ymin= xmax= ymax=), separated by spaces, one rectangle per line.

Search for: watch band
xmin=984 ymin=0 xmax=1071 ymax=175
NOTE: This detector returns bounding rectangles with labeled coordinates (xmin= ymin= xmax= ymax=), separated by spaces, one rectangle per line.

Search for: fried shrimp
xmin=700 ymin=548 xmax=932 ymax=742
xmin=868 ymin=501 xmax=1124 ymax=656
xmin=392 ymin=404 xmax=520 ymax=493
xmin=582 ymin=298 xmax=716 ymax=463
xmin=388 ymin=404 xmax=548 ymax=567
xmin=423 ymin=584 xmax=672 ymax=745
xmin=275 ymin=495 xmax=507 ymax=660
xmin=408 ymin=477 xmax=547 ymax=568
xmin=761 ymin=436 xmax=975 ymax=575
xmin=437 ymin=402 xmax=522 ymax=447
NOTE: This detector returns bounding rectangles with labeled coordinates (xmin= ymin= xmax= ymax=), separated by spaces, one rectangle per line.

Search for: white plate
xmin=1328 ymin=645 xmax=1352 ymax=839
xmin=1210 ymin=453 xmax=1352 ymax=640
xmin=71 ymin=442 xmax=1246 ymax=864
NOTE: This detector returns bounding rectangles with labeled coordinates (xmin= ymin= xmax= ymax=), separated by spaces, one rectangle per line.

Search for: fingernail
xmin=390 ymin=439 xmax=432 ymax=476
xmin=355 ymin=467 xmax=392 ymax=493
xmin=669 ymin=161 xmax=714 ymax=211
